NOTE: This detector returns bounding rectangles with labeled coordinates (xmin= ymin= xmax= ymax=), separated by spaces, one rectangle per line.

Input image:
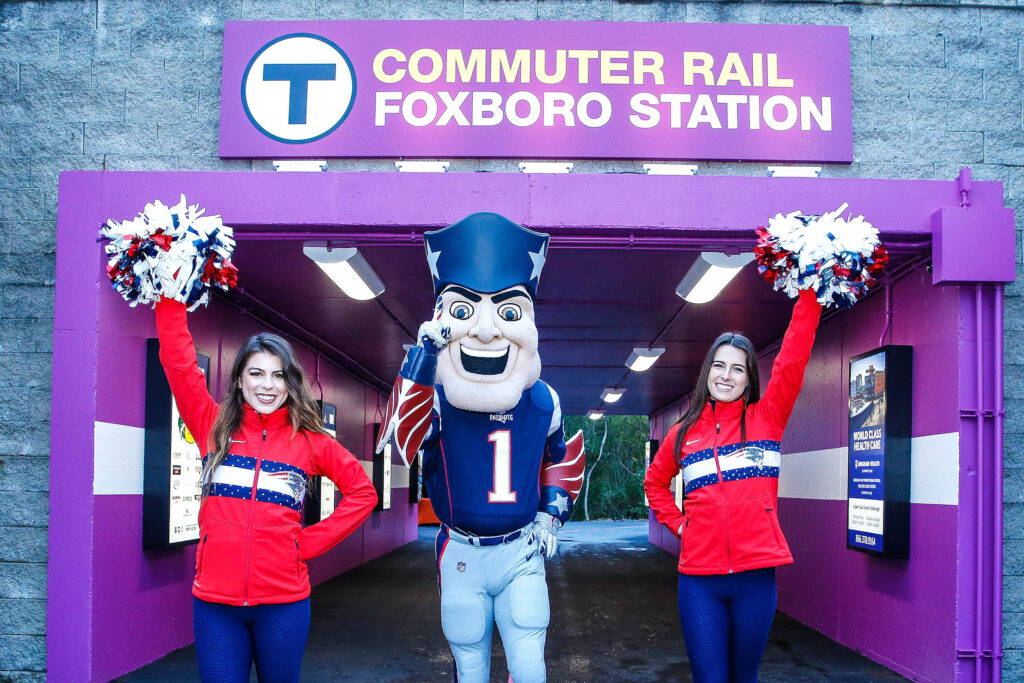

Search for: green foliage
xmin=564 ymin=414 xmax=650 ymax=521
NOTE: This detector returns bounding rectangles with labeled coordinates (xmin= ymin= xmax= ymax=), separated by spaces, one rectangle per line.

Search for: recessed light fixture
xmin=601 ymin=388 xmax=626 ymax=403
xmin=395 ymin=161 xmax=451 ymax=173
xmin=272 ymin=160 xmax=327 ymax=172
xmin=676 ymin=252 xmax=755 ymax=304
xmin=587 ymin=410 xmax=604 ymax=420
xmin=519 ymin=162 xmax=573 ymax=174
xmin=625 ymin=347 xmax=665 ymax=372
xmin=767 ymin=166 xmax=822 ymax=178
xmin=643 ymin=163 xmax=698 ymax=176
xmin=303 ymin=243 xmax=385 ymax=300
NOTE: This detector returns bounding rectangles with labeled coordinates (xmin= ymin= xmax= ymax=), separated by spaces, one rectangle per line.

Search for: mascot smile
xmin=437 ymin=284 xmax=541 ymax=413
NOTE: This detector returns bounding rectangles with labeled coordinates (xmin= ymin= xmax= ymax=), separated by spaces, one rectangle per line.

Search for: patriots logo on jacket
xmin=263 ymin=470 xmax=308 ymax=504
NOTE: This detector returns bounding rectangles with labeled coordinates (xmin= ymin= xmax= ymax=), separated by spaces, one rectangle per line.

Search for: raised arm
xmin=374 ymin=320 xmax=447 ymax=467
xmin=759 ymin=289 xmax=822 ymax=430
xmin=154 ymin=298 xmax=219 ymax=451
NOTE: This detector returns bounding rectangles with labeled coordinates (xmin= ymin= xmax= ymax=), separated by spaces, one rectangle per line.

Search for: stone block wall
xmin=1 ymin=0 xmax=1022 ymax=679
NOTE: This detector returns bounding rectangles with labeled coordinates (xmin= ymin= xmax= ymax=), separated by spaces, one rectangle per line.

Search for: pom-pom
xmin=754 ymin=203 xmax=888 ymax=309
xmin=100 ymin=195 xmax=237 ymax=310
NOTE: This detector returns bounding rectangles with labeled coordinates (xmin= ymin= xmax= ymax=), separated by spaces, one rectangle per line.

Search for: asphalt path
xmin=122 ymin=520 xmax=906 ymax=682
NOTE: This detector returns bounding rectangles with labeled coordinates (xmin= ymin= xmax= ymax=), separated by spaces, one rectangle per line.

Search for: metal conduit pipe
xmin=957 ymin=285 xmax=1004 ymax=680
xmin=232 ymin=231 xmax=931 ymax=253
xmin=993 ymin=286 xmax=1005 ymax=675
xmin=976 ymin=284 xmax=985 ymax=683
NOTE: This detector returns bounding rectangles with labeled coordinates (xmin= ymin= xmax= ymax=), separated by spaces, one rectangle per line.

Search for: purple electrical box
xmin=931 ymin=207 xmax=1016 ymax=284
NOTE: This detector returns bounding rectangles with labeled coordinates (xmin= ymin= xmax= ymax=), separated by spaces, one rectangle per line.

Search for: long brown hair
xmin=673 ymin=332 xmax=762 ymax=459
xmin=203 ymin=333 xmax=329 ymax=495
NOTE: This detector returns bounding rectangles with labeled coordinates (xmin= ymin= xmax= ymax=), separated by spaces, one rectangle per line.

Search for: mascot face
xmin=436 ymin=284 xmax=541 ymax=413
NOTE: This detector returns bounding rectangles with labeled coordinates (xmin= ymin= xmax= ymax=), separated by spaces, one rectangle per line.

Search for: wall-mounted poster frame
xmin=371 ymin=423 xmax=392 ymax=511
xmin=305 ymin=402 xmax=339 ymax=524
xmin=142 ymin=339 xmax=210 ymax=550
xmin=846 ymin=345 xmax=912 ymax=558
xmin=645 ymin=439 xmax=658 ymax=507
xmin=408 ymin=452 xmax=422 ymax=504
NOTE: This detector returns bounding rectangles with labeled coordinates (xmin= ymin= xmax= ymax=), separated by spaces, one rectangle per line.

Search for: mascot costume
xmin=376 ymin=212 xmax=585 ymax=683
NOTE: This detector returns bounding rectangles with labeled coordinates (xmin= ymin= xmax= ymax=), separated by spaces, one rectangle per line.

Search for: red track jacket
xmin=156 ymin=300 xmax=377 ymax=605
xmin=644 ymin=290 xmax=821 ymax=575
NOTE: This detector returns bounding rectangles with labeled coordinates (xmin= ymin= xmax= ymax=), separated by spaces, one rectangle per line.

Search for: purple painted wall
xmin=650 ymin=270 xmax=963 ymax=682
xmin=781 ymin=270 xmax=961 ymax=681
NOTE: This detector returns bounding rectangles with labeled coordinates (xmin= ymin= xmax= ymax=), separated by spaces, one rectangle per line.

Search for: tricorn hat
xmin=423 ymin=212 xmax=550 ymax=298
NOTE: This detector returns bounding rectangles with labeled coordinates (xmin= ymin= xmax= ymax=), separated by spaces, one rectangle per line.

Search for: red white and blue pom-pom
xmin=754 ymin=203 xmax=888 ymax=309
xmin=100 ymin=195 xmax=238 ymax=310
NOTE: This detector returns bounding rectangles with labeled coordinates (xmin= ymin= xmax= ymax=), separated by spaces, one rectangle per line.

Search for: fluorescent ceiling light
xmin=587 ymin=410 xmax=604 ymax=420
xmin=395 ymin=160 xmax=450 ymax=173
xmin=676 ymin=252 xmax=755 ymax=304
xmin=625 ymin=347 xmax=665 ymax=372
xmin=272 ymin=160 xmax=327 ymax=172
xmin=303 ymin=243 xmax=385 ymax=300
xmin=519 ymin=162 xmax=573 ymax=174
xmin=601 ymin=387 xmax=626 ymax=403
xmin=767 ymin=166 xmax=822 ymax=178
xmin=643 ymin=163 xmax=698 ymax=176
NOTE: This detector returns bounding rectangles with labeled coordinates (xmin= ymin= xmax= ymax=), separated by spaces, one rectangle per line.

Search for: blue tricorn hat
xmin=423 ymin=212 xmax=550 ymax=298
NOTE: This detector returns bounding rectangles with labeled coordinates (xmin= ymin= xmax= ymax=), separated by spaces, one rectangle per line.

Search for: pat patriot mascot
xmin=376 ymin=212 xmax=585 ymax=683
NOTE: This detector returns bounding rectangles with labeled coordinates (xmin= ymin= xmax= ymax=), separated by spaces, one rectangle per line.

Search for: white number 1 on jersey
xmin=488 ymin=430 xmax=517 ymax=503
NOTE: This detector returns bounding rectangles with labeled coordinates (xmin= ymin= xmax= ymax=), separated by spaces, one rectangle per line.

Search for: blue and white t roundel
xmin=242 ymin=33 xmax=356 ymax=144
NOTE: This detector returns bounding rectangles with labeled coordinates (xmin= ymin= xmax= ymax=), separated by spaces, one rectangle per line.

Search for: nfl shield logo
xmin=457 ymin=561 xmax=466 ymax=572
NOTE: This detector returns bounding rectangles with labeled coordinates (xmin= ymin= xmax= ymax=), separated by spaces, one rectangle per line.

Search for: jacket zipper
xmin=242 ymin=427 xmax=267 ymax=606
xmin=710 ymin=404 xmax=734 ymax=574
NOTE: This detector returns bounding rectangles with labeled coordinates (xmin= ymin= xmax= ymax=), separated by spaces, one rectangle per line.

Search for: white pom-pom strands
xmin=100 ymin=195 xmax=238 ymax=311
xmin=754 ymin=203 xmax=888 ymax=309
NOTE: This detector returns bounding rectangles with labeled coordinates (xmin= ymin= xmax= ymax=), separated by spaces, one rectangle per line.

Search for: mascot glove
xmin=417 ymin=319 xmax=450 ymax=355
xmin=530 ymin=511 xmax=561 ymax=558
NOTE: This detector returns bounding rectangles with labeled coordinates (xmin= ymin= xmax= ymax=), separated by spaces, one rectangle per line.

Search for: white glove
xmin=530 ymin=512 xmax=560 ymax=558
xmin=417 ymin=319 xmax=450 ymax=353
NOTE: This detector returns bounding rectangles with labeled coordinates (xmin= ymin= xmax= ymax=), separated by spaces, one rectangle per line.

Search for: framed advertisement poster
xmin=305 ymin=402 xmax=339 ymax=525
xmin=408 ymin=452 xmax=422 ymax=504
xmin=371 ymin=423 xmax=393 ymax=511
xmin=143 ymin=339 xmax=210 ymax=550
xmin=644 ymin=439 xmax=658 ymax=507
xmin=846 ymin=345 xmax=912 ymax=557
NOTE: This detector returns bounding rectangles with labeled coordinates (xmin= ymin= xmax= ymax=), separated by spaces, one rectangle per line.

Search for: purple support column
xmin=48 ymin=172 xmax=103 ymax=680
xmin=955 ymin=284 xmax=1004 ymax=681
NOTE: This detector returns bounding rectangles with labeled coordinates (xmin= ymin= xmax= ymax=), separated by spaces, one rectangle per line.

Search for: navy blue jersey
xmin=422 ymin=381 xmax=565 ymax=536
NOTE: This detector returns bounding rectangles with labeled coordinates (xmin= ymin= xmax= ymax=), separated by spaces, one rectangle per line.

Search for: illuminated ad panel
xmin=846 ymin=345 xmax=912 ymax=558
xmin=219 ymin=21 xmax=852 ymax=163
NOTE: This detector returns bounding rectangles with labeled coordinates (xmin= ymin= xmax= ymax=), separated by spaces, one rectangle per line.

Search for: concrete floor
xmin=121 ymin=521 xmax=907 ymax=682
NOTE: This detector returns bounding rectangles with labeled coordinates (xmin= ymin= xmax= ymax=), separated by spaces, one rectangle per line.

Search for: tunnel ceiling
xmin=224 ymin=234 xmax=922 ymax=418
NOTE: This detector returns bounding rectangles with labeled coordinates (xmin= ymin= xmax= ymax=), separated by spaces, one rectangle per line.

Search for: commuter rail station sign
xmin=219 ymin=20 xmax=852 ymax=163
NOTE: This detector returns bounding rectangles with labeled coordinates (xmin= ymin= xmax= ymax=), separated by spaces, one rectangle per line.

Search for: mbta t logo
xmin=241 ymin=33 xmax=356 ymax=144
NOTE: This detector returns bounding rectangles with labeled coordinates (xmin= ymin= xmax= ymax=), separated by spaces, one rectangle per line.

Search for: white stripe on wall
xmin=94 ymin=422 xmax=145 ymax=495
xmin=778 ymin=432 xmax=959 ymax=505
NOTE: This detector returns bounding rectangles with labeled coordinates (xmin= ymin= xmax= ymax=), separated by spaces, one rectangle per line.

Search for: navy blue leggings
xmin=193 ymin=597 xmax=310 ymax=683
xmin=677 ymin=568 xmax=777 ymax=683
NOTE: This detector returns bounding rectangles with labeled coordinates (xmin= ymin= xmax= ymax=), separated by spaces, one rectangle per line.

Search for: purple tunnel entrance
xmin=51 ymin=169 xmax=1011 ymax=681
